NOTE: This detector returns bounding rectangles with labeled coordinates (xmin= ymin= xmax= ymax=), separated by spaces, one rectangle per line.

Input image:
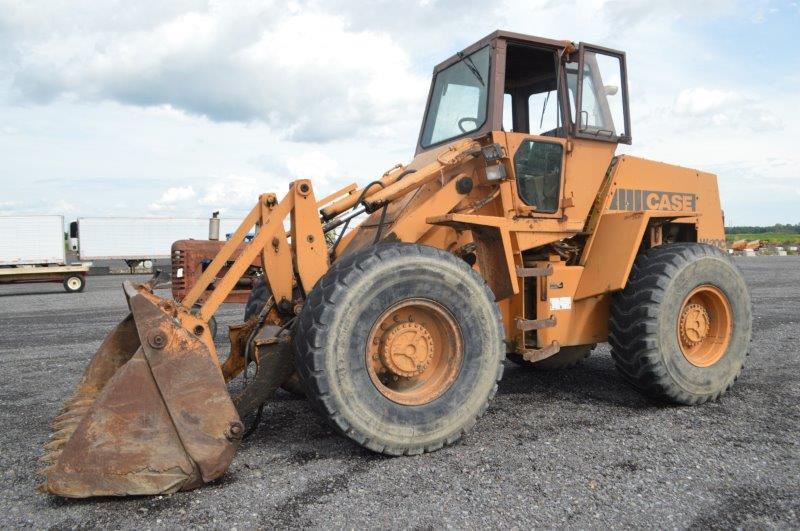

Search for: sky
xmin=0 ymin=0 xmax=798 ymax=226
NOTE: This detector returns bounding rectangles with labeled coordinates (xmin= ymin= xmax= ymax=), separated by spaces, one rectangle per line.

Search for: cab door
xmin=504 ymin=133 xmax=567 ymax=219
xmin=499 ymin=43 xmax=569 ymax=220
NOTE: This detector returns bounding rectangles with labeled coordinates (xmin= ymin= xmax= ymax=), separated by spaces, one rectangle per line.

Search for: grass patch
xmin=726 ymin=233 xmax=800 ymax=245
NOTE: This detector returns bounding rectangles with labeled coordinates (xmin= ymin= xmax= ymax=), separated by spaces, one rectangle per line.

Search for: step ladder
xmin=514 ymin=263 xmax=560 ymax=362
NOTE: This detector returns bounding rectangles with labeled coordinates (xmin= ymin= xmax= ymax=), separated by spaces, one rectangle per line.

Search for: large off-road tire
xmin=295 ymin=243 xmax=505 ymax=455
xmin=507 ymin=344 xmax=594 ymax=370
xmin=244 ymin=277 xmax=269 ymax=320
xmin=609 ymin=243 xmax=751 ymax=405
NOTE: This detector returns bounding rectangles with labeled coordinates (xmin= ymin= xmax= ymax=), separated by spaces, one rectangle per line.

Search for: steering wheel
xmin=458 ymin=117 xmax=479 ymax=133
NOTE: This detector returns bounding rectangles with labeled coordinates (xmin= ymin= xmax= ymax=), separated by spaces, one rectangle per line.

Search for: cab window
xmin=514 ymin=140 xmax=563 ymax=213
xmin=502 ymin=44 xmax=564 ymax=137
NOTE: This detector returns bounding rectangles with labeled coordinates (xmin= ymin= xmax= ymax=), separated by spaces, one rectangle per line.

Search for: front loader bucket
xmin=38 ymin=282 xmax=243 ymax=498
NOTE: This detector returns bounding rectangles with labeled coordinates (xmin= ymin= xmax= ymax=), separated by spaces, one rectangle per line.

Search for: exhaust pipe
xmin=209 ymin=211 xmax=220 ymax=241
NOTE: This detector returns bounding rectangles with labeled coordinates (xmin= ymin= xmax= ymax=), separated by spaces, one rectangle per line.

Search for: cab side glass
xmin=593 ymin=53 xmax=627 ymax=137
xmin=528 ymin=90 xmax=559 ymax=135
xmin=577 ymin=51 xmax=628 ymax=138
xmin=502 ymin=93 xmax=513 ymax=131
xmin=513 ymin=140 xmax=563 ymax=213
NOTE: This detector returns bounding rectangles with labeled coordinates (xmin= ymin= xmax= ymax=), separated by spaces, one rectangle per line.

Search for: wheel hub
xmin=365 ymin=299 xmax=463 ymax=406
xmin=679 ymin=303 xmax=710 ymax=347
xmin=676 ymin=285 xmax=733 ymax=368
xmin=379 ymin=322 xmax=435 ymax=378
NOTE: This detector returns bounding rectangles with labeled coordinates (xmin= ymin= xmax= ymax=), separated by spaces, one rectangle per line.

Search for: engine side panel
xmin=601 ymin=155 xmax=725 ymax=247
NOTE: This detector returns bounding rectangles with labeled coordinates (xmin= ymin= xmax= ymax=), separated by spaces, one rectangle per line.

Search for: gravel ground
xmin=1 ymin=257 xmax=798 ymax=529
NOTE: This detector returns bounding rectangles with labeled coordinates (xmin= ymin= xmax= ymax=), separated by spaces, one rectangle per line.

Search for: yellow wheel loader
xmin=39 ymin=31 xmax=752 ymax=498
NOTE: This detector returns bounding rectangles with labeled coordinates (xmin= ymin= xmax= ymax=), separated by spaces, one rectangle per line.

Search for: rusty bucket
xmin=38 ymin=281 xmax=243 ymax=498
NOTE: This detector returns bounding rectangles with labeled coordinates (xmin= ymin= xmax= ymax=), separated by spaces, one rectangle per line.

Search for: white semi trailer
xmin=0 ymin=215 xmax=89 ymax=293
xmin=70 ymin=217 xmax=240 ymax=267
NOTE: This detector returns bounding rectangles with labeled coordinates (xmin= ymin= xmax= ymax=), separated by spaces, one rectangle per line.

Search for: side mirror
xmin=604 ymin=85 xmax=619 ymax=96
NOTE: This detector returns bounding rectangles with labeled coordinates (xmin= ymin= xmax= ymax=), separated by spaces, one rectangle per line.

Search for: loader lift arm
xmin=180 ymin=139 xmax=481 ymax=324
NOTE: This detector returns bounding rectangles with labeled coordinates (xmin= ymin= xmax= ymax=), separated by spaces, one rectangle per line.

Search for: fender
xmin=574 ymin=210 xmax=697 ymax=300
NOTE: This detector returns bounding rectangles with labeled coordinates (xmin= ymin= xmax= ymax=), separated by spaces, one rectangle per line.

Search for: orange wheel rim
xmin=366 ymin=299 xmax=463 ymax=405
xmin=677 ymin=285 xmax=732 ymax=367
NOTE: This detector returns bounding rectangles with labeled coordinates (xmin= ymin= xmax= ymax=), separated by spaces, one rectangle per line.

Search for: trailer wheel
xmin=63 ymin=275 xmax=85 ymax=293
xmin=609 ymin=243 xmax=752 ymax=405
xmin=295 ymin=243 xmax=504 ymax=455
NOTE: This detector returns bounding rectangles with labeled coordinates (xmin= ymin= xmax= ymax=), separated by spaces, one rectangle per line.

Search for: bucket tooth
xmin=59 ymin=397 xmax=94 ymax=413
xmin=39 ymin=451 xmax=62 ymax=465
xmin=49 ymin=427 xmax=77 ymax=441
xmin=52 ymin=407 xmax=90 ymax=425
xmin=51 ymin=417 xmax=82 ymax=431
xmin=43 ymin=439 xmax=69 ymax=452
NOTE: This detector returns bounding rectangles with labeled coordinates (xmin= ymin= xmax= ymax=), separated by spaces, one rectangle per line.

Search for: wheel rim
xmin=677 ymin=285 xmax=732 ymax=367
xmin=67 ymin=277 xmax=81 ymax=290
xmin=366 ymin=299 xmax=463 ymax=405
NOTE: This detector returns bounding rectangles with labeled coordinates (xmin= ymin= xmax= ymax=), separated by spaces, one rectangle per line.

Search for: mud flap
xmin=39 ymin=282 xmax=242 ymax=498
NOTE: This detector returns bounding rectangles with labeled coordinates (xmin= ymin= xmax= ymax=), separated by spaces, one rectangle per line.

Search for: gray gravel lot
xmin=1 ymin=257 xmax=798 ymax=529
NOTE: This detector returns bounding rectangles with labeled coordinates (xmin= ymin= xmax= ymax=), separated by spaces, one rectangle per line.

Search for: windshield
xmin=420 ymin=45 xmax=491 ymax=147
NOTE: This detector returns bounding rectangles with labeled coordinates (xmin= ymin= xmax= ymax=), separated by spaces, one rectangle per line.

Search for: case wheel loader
xmin=38 ymin=30 xmax=752 ymax=498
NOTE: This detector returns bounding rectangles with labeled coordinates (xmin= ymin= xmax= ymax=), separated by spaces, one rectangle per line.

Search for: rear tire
xmin=609 ymin=243 xmax=751 ymax=405
xmin=507 ymin=344 xmax=594 ymax=370
xmin=63 ymin=275 xmax=85 ymax=293
xmin=244 ymin=277 xmax=269 ymax=320
xmin=295 ymin=243 xmax=504 ymax=455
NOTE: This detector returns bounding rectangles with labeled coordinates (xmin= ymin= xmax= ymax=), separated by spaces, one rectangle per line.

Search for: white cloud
xmin=674 ymin=87 xmax=782 ymax=131
xmin=285 ymin=151 xmax=340 ymax=187
xmin=675 ymin=88 xmax=744 ymax=116
xmin=198 ymin=175 xmax=264 ymax=213
xmin=149 ymin=185 xmax=196 ymax=211
xmin=4 ymin=4 xmax=426 ymax=142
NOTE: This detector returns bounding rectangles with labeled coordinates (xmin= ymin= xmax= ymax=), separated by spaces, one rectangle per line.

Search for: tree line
xmin=725 ymin=223 xmax=800 ymax=234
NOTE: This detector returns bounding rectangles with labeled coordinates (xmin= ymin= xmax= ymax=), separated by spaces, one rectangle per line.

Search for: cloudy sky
xmin=0 ymin=0 xmax=797 ymax=225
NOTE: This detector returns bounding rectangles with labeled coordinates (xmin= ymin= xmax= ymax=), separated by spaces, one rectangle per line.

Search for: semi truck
xmin=0 ymin=215 xmax=89 ymax=293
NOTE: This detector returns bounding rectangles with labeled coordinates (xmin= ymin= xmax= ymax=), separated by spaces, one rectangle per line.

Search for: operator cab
xmin=417 ymin=30 xmax=631 ymax=152
xmin=417 ymin=31 xmax=630 ymax=216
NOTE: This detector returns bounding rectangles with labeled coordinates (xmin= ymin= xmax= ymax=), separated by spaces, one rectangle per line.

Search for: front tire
xmin=295 ymin=243 xmax=504 ymax=455
xmin=609 ymin=243 xmax=751 ymax=405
